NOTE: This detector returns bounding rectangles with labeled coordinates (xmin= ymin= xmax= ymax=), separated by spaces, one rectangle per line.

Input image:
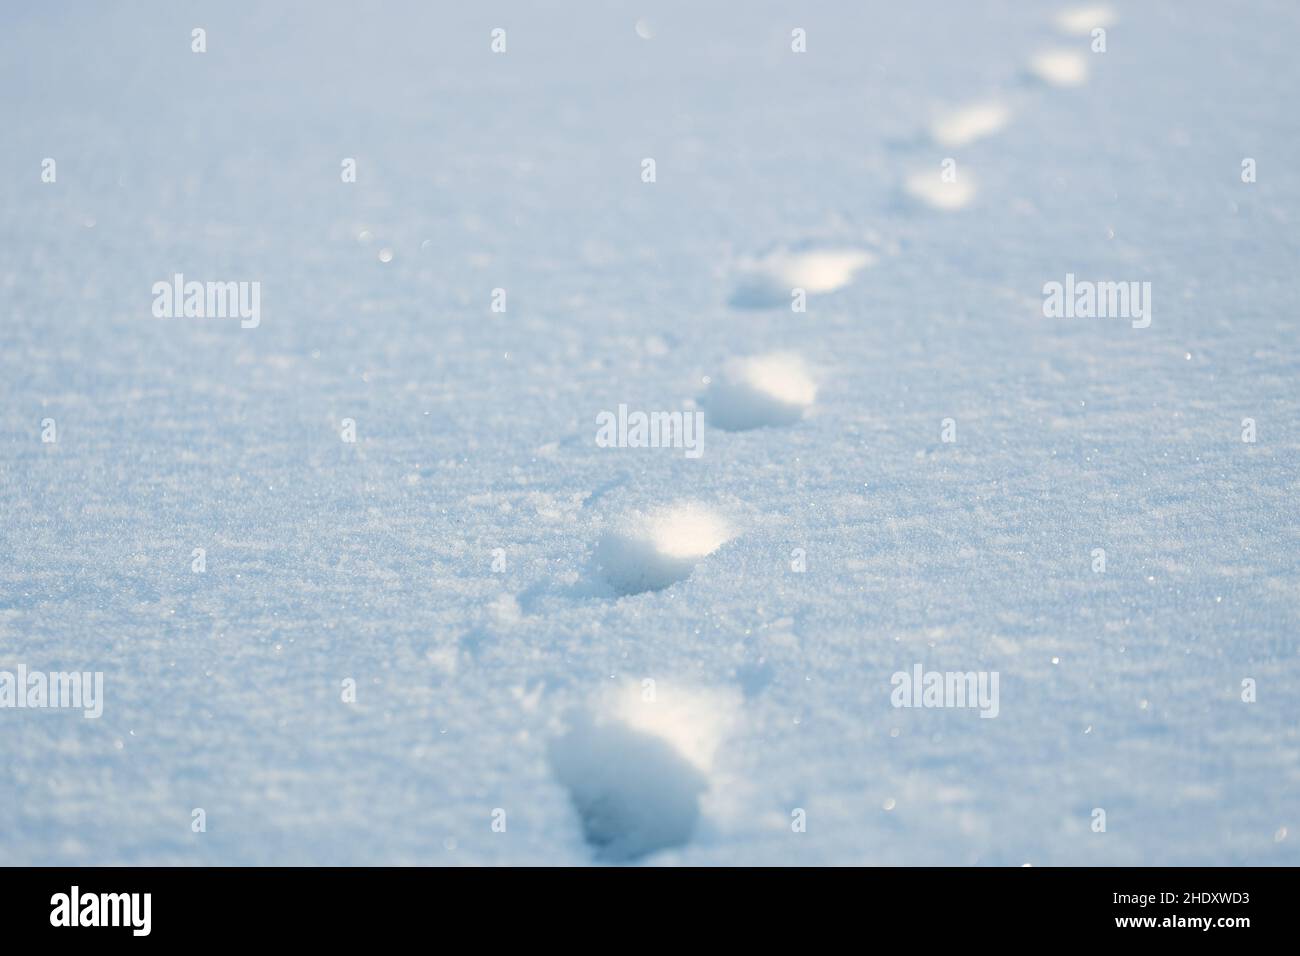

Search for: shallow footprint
xmin=548 ymin=683 xmax=737 ymax=862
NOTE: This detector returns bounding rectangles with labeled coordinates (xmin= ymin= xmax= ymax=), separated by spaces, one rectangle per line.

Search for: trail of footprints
xmin=903 ymin=5 xmax=1109 ymax=210
xmin=589 ymin=354 xmax=816 ymax=595
xmin=549 ymin=5 xmax=1113 ymax=862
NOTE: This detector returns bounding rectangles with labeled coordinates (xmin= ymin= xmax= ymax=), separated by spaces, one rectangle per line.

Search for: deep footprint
xmin=548 ymin=714 xmax=707 ymax=862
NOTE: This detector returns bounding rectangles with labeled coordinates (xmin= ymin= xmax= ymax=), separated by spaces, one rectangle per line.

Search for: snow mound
xmin=548 ymin=683 xmax=736 ymax=862
xmin=1028 ymin=50 xmax=1089 ymax=87
xmin=703 ymin=352 xmax=817 ymax=431
xmin=930 ymin=101 xmax=1011 ymax=147
xmin=904 ymin=168 xmax=976 ymax=211
xmin=730 ymin=248 xmax=873 ymax=308
xmin=594 ymin=502 xmax=734 ymax=595
xmin=1056 ymin=5 xmax=1116 ymax=36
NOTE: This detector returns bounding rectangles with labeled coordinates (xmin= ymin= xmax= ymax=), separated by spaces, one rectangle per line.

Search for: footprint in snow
xmin=1025 ymin=49 xmax=1090 ymax=88
xmin=702 ymin=352 xmax=817 ymax=431
xmin=548 ymin=683 xmax=738 ymax=862
xmin=1055 ymin=4 xmax=1117 ymax=37
xmin=902 ymin=165 xmax=978 ymax=211
xmin=929 ymin=100 xmax=1012 ymax=148
xmin=729 ymin=247 xmax=873 ymax=309
xmin=593 ymin=501 xmax=734 ymax=596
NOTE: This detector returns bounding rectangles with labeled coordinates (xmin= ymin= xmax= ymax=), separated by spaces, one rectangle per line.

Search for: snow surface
xmin=1 ymin=1 xmax=1298 ymax=866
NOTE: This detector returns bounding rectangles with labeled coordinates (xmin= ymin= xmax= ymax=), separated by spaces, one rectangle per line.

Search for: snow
xmin=1 ymin=1 xmax=1298 ymax=867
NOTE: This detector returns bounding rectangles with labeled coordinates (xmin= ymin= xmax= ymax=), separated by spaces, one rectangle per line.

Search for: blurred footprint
xmin=1026 ymin=49 xmax=1089 ymax=88
xmin=903 ymin=165 xmax=977 ymax=211
xmin=929 ymin=100 xmax=1012 ymax=148
xmin=1056 ymin=4 xmax=1117 ymax=36
xmin=729 ymin=247 xmax=873 ymax=309
xmin=702 ymin=352 xmax=817 ymax=431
